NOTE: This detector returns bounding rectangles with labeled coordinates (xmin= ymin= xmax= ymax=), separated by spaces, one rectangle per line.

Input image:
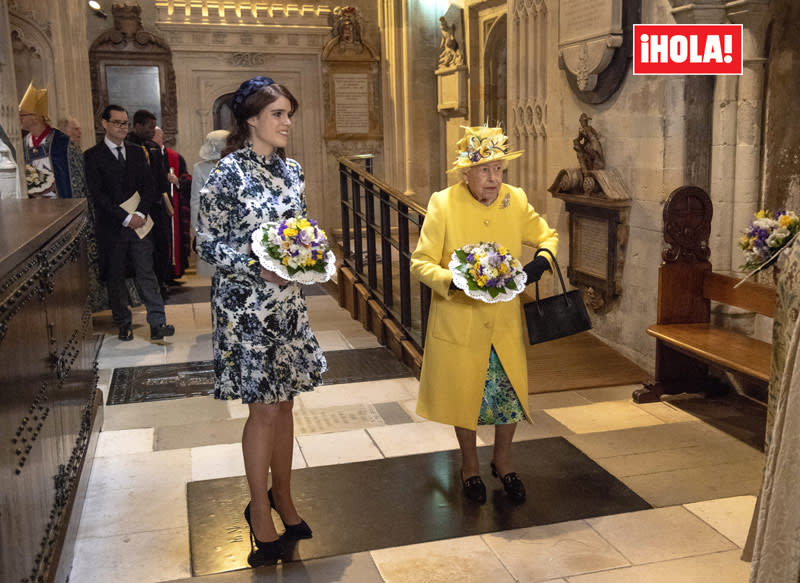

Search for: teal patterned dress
xmin=196 ymin=146 xmax=327 ymax=403
xmin=477 ymin=347 xmax=526 ymax=425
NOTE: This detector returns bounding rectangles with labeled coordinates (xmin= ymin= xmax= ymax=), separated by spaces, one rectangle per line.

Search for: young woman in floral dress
xmin=197 ymin=77 xmax=326 ymax=565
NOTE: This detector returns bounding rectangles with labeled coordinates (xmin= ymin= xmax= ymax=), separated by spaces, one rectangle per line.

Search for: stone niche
xmin=549 ymin=114 xmax=631 ymax=312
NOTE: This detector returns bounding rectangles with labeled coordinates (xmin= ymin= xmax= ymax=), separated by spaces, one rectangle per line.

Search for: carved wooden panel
xmin=0 ymin=199 xmax=100 ymax=583
xmin=662 ymin=185 xmax=713 ymax=264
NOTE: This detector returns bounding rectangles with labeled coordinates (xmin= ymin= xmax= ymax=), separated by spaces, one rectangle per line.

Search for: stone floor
xmin=69 ymin=273 xmax=764 ymax=583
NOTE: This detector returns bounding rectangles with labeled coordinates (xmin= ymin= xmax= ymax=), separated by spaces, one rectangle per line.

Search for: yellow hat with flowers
xmin=18 ymin=81 xmax=49 ymax=122
xmin=448 ymin=124 xmax=523 ymax=174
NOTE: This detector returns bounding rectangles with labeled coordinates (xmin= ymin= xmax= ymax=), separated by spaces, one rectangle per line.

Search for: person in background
xmin=410 ymin=125 xmax=558 ymax=505
xmin=84 ymin=104 xmax=175 ymax=342
xmin=191 ymin=129 xmax=229 ymax=277
xmin=153 ymin=126 xmax=191 ymax=281
xmin=18 ymin=81 xmax=86 ymax=198
xmin=57 ymin=116 xmax=82 ymax=146
xmin=126 ymin=109 xmax=175 ymax=294
xmin=197 ymin=77 xmax=325 ymax=566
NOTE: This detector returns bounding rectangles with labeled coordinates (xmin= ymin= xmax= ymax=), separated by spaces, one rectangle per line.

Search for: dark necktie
xmin=116 ymin=146 xmax=125 ymax=167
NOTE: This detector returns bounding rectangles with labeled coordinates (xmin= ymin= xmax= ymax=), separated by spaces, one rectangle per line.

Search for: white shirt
xmin=103 ymin=137 xmax=144 ymax=226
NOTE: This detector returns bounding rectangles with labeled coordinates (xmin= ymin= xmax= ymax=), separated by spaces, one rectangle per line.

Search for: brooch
xmin=500 ymin=192 xmax=510 ymax=209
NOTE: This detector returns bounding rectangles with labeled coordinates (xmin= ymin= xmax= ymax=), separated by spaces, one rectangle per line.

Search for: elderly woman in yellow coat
xmin=411 ymin=125 xmax=558 ymax=504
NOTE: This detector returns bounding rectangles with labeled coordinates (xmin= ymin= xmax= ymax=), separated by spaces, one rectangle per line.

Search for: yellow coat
xmin=410 ymin=182 xmax=558 ymax=430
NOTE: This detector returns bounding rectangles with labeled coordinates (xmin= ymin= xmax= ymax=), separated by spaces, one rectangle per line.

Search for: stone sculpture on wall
xmin=549 ymin=113 xmax=631 ymax=312
xmin=435 ymin=10 xmax=467 ymax=115
xmin=328 ymin=5 xmax=367 ymax=57
xmin=438 ymin=16 xmax=464 ymax=69
xmin=574 ymin=113 xmax=605 ymax=173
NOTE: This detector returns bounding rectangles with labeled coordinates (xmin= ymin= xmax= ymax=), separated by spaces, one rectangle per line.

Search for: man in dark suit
xmin=126 ymin=109 xmax=176 ymax=294
xmin=84 ymin=104 xmax=175 ymax=341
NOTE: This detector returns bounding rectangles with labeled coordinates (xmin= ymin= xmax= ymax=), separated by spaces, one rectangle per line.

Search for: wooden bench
xmin=633 ymin=186 xmax=777 ymax=403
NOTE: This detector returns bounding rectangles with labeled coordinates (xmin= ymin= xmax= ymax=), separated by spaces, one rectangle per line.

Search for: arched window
xmin=213 ymin=93 xmax=235 ymax=131
xmin=484 ymin=14 xmax=507 ymax=130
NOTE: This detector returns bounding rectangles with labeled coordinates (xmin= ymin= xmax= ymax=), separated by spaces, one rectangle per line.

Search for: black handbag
xmin=524 ymin=248 xmax=592 ymax=344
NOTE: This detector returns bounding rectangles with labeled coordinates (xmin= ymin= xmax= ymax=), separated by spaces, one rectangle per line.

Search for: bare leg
xmin=268 ymin=399 xmax=302 ymax=525
xmin=454 ymin=426 xmax=480 ymax=478
xmin=242 ymin=402 xmax=280 ymax=542
xmin=491 ymin=423 xmax=517 ymax=477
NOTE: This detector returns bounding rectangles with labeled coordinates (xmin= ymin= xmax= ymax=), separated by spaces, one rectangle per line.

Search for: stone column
xmin=378 ymin=0 xmax=441 ymax=198
xmin=507 ymin=0 xmax=549 ymax=211
xmin=49 ymin=0 xmax=94 ymax=151
xmin=0 ymin=0 xmax=22 ymax=198
xmin=726 ymin=0 xmax=770 ymax=272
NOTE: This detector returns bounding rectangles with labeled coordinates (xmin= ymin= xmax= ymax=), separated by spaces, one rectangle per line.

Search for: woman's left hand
xmin=523 ymin=256 xmax=551 ymax=283
xmin=260 ymin=268 xmax=289 ymax=286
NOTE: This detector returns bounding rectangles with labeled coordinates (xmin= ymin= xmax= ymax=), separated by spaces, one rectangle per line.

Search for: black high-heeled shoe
xmin=243 ymin=503 xmax=284 ymax=566
xmin=268 ymin=489 xmax=313 ymax=539
xmin=490 ymin=462 xmax=526 ymax=503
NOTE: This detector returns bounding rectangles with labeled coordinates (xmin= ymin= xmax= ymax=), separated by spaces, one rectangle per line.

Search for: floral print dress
xmin=196 ymin=146 xmax=327 ymax=403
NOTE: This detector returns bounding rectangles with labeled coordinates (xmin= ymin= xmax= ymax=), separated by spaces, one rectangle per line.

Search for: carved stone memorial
xmin=89 ymin=2 xmax=178 ymax=145
xmin=558 ymin=0 xmax=638 ymax=104
xmin=549 ymin=114 xmax=631 ymax=312
xmin=435 ymin=10 xmax=467 ymax=115
xmin=322 ymin=6 xmax=381 ymax=140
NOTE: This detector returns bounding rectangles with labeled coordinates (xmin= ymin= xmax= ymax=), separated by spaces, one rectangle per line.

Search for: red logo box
xmin=633 ymin=24 xmax=742 ymax=75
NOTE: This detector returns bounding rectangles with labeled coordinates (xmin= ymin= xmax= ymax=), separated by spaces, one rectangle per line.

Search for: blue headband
xmin=231 ymin=76 xmax=275 ymax=117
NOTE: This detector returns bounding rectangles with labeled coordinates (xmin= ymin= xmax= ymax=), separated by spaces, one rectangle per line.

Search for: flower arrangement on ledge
xmin=739 ymin=209 xmax=800 ymax=274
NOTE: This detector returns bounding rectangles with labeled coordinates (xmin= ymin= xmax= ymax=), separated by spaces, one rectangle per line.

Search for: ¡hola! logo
xmin=633 ymin=24 xmax=743 ymax=75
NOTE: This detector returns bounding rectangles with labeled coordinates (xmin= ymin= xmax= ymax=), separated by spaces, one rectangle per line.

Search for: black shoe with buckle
xmin=491 ymin=462 xmax=526 ymax=503
xmin=461 ymin=473 xmax=487 ymax=504
xmin=150 ymin=323 xmax=175 ymax=340
xmin=118 ymin=325 xmax=133 ymax=341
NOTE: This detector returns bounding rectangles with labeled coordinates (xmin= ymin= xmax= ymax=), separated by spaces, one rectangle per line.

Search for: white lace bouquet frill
xmin=448 ymin=241 xmax=527 ymax=303
xmin=251 ymin=216 xmax=336 ymax=284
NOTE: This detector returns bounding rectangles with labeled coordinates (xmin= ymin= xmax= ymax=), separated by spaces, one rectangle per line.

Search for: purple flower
xmin=295 ymin=229 xmax=311 ymax=245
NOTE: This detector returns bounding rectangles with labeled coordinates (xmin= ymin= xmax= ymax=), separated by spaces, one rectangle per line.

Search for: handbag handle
xmin=532 ymin=248 xmax=572 ymax=312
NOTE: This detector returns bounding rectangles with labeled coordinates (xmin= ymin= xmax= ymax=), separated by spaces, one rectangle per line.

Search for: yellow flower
xmin=297 ymin=218 xmax=311 ymax=229
xmin=498 ymin=245 xmax=508 ymax=255
xmin=282 ymin=256 xmax=290 ymax=265
xmin=755 ymin=209 xmax=770 ymax=220
xmin=283 ymin=227 xmax=298 ymax=237
xmin=499 ymin=263 xmax=509 ymax=275
xmin=779 ymin=214 xmax=795 ymax=228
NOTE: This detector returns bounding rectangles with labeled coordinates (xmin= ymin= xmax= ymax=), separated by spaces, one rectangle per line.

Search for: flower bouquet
xmin=736 ymin=209 xmax=800 ymax=286
xmin=25 ymin=164 xmax=55 ymax=197
xmin=448 ymin=242 xmax=526 ymax=303
xmin=251 ymin=216 xmax=336 ymax=284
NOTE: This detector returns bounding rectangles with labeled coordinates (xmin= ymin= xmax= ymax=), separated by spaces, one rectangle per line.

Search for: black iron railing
xmin=338 ymin=156 xmax=431 ymax=347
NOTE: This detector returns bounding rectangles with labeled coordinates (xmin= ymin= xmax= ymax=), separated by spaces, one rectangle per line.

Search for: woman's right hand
xmin=260 ymin=268 xmax=289 ymax=286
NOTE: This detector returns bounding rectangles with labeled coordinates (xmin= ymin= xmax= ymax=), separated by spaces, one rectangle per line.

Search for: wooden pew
xmin=633 ymin=186 xmax=777 ymax=403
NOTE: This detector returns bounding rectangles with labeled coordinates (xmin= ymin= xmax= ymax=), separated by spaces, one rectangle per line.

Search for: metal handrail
xmin=338 ymin=156 xmax=431 ymax=348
